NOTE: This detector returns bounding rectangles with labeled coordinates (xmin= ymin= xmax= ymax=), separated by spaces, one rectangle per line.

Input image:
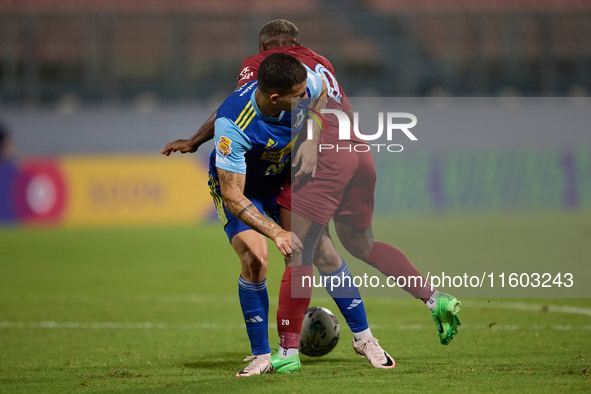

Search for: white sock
xmin=279 ymin=346 xmax=298 ymax=358
xmin=353 ymin=327 xmax=372 ymax=342
xmin=426 ymin=290 xmax=440 ymax=311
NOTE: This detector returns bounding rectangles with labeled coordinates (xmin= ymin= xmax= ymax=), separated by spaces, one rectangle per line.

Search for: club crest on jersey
xmin=293 ymin=110 xmax=305 ymax=128
xmin=218 ymin=136 xmax=233 ymax=157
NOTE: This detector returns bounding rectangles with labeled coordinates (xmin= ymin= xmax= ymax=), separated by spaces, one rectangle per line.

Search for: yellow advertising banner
xmin=60 ymin=155 xmax=211 ymax=227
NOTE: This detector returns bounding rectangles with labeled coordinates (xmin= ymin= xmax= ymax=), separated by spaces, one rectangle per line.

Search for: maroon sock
xmin=367 ymin=241 xmax=434 ymax=301
xmin=277 ymin=265 xmax=313 ymax=348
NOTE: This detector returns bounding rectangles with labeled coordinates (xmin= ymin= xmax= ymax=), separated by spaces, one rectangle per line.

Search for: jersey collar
xmin=251 ymin=89 xmax=285 ymax=122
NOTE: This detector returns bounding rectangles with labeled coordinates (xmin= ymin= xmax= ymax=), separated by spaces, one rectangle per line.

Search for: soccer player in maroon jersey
xmin=162 ymin=19 xmax=461 ymax=373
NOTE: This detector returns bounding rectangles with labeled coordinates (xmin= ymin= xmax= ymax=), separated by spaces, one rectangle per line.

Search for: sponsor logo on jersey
xmin=238 ymin=66 xmax=255 ymax=83
xmin=259 ymin=143 xmax=292 ymax=163
xmin=217 ymin=136 xmax=233 ymax=157
xmin=215 ymin=154 xmax=238 ymax=168
xmin=265 ymin=138 xmax=278 ymax=149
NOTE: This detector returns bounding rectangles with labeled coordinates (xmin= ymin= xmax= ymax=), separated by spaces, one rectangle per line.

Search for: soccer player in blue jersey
xmin=163 ymin=20 xmax=461 ymax=374
xmin=205 ymin=52 xmax=327 ymax=376
xmin=163 ymin=21 xmax=397 ymax=372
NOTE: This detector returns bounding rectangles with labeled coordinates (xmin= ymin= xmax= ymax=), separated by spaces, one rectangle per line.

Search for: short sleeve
xmin=214 ymin=117 xmax=253 ymax=174
xmin=303 ymin=65 xmax=324 ymax=100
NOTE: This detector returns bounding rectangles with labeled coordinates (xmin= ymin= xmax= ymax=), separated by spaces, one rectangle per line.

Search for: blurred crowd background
xmin=1 ymin=0 xmax=590 ymax=106
xmin=0 ymin=0 xmax=590 ymax=226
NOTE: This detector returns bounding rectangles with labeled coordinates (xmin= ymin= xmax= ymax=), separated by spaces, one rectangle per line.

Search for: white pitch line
xmin=1 ymin=321 xmax=590 ymax=331
xmin=7 ymin=295 xmax=591 ymax=318
xmin=138 ymin=294 xmax=237 ymax=304
xmin=0 ymin=321 xmax=246 ymax=329
xmin=373 ymin=298 xmax=591 ymax=317
xmin=459 ymin=301 xmax=591 ymax=317
xmin=1 ymin=294 xmax=238 ymax=304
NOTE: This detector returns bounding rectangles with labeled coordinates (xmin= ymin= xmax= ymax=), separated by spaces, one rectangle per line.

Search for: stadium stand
xmin=0 ymin=0 xmax=589 ymax=103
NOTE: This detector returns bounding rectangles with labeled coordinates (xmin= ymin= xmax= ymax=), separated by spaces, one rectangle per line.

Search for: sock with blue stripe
xmin=238 ymin=277 xmax=270 ymax=355
xmin=318 ymin=259 xmax=370 ymax=335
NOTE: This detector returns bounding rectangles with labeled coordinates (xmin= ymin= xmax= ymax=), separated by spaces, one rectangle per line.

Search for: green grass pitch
xmin=1 ymin=212 xmax=590 ymax=393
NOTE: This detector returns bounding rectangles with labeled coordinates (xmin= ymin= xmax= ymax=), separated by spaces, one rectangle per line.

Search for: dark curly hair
xmin=259 ymin=19 xmax=299 ymax=42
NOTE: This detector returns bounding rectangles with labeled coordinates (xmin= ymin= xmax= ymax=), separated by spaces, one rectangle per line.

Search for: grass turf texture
xmin=1 ymin=212 xmax=590 ymax=393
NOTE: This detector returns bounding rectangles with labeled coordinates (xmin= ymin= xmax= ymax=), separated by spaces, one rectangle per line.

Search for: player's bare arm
xmin=161 ymin=110 xmax=217 ymax=156
xmin=293 ymin=77 xmax=328 ymax=178
xmin=161 ymin=84 xmax=250 ymax=156
xmin=217 ymin=167 xmax=303 ymax=256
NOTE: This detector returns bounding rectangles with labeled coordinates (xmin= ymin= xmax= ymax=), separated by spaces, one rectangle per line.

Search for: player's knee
xmin=313 ymin=253 xmax=340 ymax=272
xmin=346 ymin=239 xmax=376 ymax=262
xmin=313 ymin=241 xmax=342 ymax=272
xmin=313 ymin=255 xmax=331 ymax=272
xmin=240 ymin=250 xmax=268 ymax=282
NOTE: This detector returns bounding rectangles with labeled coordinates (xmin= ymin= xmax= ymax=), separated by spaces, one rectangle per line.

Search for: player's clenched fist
xmin=274 ymin=230 xmax=303 ymax=256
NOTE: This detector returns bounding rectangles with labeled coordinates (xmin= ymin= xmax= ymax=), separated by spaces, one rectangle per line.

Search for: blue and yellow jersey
xmin=208 ymin=67 xmax=323 ymax=196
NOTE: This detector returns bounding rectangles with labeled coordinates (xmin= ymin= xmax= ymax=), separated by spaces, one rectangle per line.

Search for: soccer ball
xmin=299 ymin=307 xmax=340 ymax=357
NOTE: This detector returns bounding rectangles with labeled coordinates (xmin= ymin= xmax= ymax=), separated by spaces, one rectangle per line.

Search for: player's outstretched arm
xmin=161 ymin=110 xmax=217 ymax=156
xmin=293 ymin=77 xmax=328 ymax=178
xmin=218 ymin=168 xmax=303 ymax=256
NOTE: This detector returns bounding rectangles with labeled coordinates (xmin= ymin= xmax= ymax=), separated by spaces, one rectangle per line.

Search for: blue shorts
xmin=208 ymin=173 xmax=280 ymax=243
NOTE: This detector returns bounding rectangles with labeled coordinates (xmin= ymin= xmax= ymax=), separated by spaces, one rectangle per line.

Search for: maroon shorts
xmin=277 ymin=141 xmax=376 ymax=229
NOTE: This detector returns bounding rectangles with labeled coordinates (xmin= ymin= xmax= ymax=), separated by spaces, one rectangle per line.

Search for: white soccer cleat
xmin=236 ymin=353 xmax=273 ymax=377
xmin=352 ymin=336 xmax=395 ymax=369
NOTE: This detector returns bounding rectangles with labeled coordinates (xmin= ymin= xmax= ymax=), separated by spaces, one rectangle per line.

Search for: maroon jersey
xmin=236 ymin=46 xmax=363 ymax=144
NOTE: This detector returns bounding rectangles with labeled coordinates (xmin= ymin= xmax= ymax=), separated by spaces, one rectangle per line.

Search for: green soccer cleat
xmin=431 ymin=292 xmax=462 ymax=345
xmin=270 ymin=350 xmax=301 ymax=373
